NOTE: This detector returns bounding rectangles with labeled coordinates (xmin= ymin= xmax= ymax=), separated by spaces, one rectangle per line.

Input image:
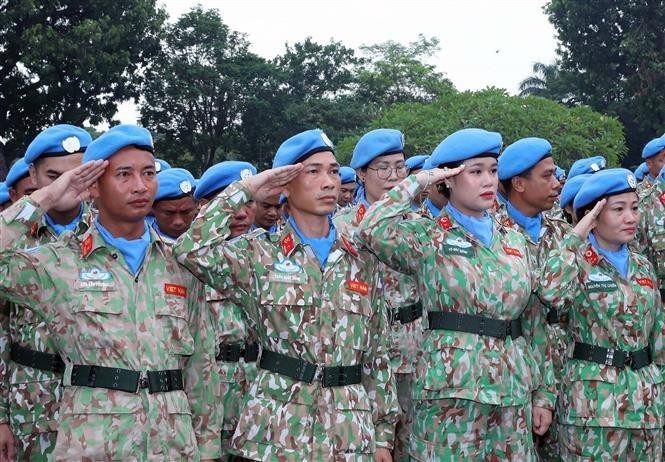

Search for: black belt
xmin=572 ymin=342 xmax=652 ymax=370
xmin=390 ymin=301 xmax=422 ymax=324
xmin=428 ymin=311 xmax=523 ymax=340
xmin=10 ymin=343 xmax=64 ymax=373
xmin=259 ymin=350 xmax=361 ymax=387
xmin=660 ymin=288 xmax=665 ymax=301
xmin=216 ymin=342 xmax=259 ymax=362
xmin=546 ymin=307 xmax=559 ymax=324
xmin=70 ymin=365 xmax=184 ymax=394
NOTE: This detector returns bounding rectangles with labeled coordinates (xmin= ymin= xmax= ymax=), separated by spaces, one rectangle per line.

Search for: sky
xmin=116 ymin=0 xmax=559 ymax=124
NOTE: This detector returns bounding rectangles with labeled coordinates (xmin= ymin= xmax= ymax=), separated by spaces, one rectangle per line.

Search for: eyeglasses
xmin=366 ymin=164 xmax=408 ymax=179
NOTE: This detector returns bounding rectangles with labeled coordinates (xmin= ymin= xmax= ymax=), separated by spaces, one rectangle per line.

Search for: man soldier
xmin=151 ymin=167 xmax=198 ymax=243
xmin=5 ymin=159 xmax=37 ymax=203
xmin=175 ymin=128 xmax=399 ymax=461
xmin=637 ymin=135 xmax=665 ymax=197
xmin=0 ymin=124 xmax=92 ymax=462
xmin=0 ymin=124 xmax=220 ymax=460
xmin=337 ymin=166 xmax=357 ymax=209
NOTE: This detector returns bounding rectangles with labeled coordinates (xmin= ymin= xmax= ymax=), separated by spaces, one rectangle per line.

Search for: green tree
xmin=0 ymin=0 xmax=166 ymax=165
xmin=518 ymin=61 xmax=578 ymax=105
xmin=336 ymin=88 xmax=626 ymax=167
xmin=545 ymin=0 xmax=665 ymax=163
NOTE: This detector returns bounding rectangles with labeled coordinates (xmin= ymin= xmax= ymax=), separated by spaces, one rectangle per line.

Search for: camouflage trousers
xmin=409 ymin=398 xmax=536 ymax=461
xmin=393 ymin=373 xmax=414 ymax=462
xmin=15 ymin=430 xmax=56 ymax=461
xmin=534 ymin=420 xmax=561 ymax=462
xmin=559 ymin=424 xmax=662 ymax=461
xmin=220 ymin=359 xmax=257 ymax=458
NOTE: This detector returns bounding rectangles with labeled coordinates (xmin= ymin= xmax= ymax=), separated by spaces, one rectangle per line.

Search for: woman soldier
xmin=538 ymin=168 xmax=665 ymax=460
xmin=357 ymin=128 xmax=555 ymax=460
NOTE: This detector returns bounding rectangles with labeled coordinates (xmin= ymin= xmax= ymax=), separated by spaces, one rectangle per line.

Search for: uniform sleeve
xmin=523 ymin=294 xmax=557 ymax=410
xmin=361 ymin=263 xmax=399 ymax=449
xmin=0 ymin=301 xmax=9 ymax=424
xmin=356 ymin=175 xmax=427 ymax=275
xmin=649 ymin=276 xmax=665 ymax=370
xmin=181 ymin=279 xmax=222 ymax=459
xmin=0 ymin=196 xmax=46 ymax=249
xmin=174 ymin=182 xmax=254 ymax=297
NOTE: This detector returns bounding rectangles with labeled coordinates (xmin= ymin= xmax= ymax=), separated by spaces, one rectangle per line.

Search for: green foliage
xmin=336 ymin=89 xmax=626 ymax=168
xmin=0 ymin=0 xmax=165 ymax=162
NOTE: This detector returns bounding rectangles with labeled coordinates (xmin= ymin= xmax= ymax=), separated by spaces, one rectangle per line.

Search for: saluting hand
xmin=572 ymin=198 xmax=607 ymax=240
xmin=240 ymin=164 xmax=303 ymax=203
xmin=532 ymin=406 xmax=553 ymax=435
xmin=413 ymin=165 xmax=465 ymax=189
xmin=30 ymin=160 xmax=108 ymax=213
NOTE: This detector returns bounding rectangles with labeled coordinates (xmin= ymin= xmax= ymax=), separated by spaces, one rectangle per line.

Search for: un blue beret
xmin=497 ymin=137 xmax=552 ymax=181
xmin=155 ymin=168 xmax=196 ymax=202
xmin=5 ymin=158 xmax=30 ymax=188
xmin=405 ymin=155 xmax=429 ymax=173
xmin=559 ymin=174 xmax=591 ymax=209
xmin=634 ymin=162 xmax=649 ymax=181
xmin=339 ymin=166 xmax=356 ymax=184
xmin=83 ymin=124 xmax=154 ymax=162
xmin=24 ymin=124 xmax=92 ymax=164
xmin=279 ymin=193 xmax=287 ymax=205
xmin=155 ymin=158 xmax=171 ymax=173
xmin=350 ymin=129 xmax=405 ymax=169
xmin=0 ymin=182 xmax=9 ymax=204
xmin=568 ymin=156 xmax=606 ymax=179
xmin=195 ymin=161 xmax=257 ymax=200
xmin=573 ymin=168 xmax=637 ymax=210
xmin=642 ymin=137 xmax=665 ymax=159
xmin=273 ymin=129 xmax=334 ymax=168
xmin=555 ymin=166 xmax=566 ymax=181
xmin=429 ymin=128 xmax=502 ymax=169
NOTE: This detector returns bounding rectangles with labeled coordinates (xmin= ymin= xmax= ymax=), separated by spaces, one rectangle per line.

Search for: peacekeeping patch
xmin=443 ymin=236 xmax=475 ymax=258
xmin=269 ymin=259 xmax=306 ymax=284
xmin=164 ymin=283 xmax=187 ymax=298
xmin=78 ymin=267 xmax=114 ymax=290
xmin=62 ymin=136 xmax=81 ymax=153
xmin=585 ymin=271 xmax=618 ymax=292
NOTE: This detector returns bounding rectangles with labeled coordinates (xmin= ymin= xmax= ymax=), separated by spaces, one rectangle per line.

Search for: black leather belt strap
xmin=10 ymin=343 xmax=64 ymax=373
xmin=572 ymin=342 xmax=652 ymax=370
xmin=427 ymin=311 xmax=523 ymax=340
xmin=660 ymin=288 xmax=665 ymax=302
xmin=70 ymin=365 xmax=184 ymax=394
xmin=259 ymin=350 xmax=361 ymax=387
xmin=546 ymin=307 xmax=559 ymax=324
xmin=390 ymin=301 xmax=423 ymax=324
xmin=216 ymin=342 xmax=259 ymax=362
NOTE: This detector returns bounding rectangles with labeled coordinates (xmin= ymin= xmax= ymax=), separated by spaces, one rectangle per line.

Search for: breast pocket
xmin=155 ymin=295 xmax=194 ymax=356
xmin=334 ymin=290 xmax=373 ymax=353
xmin=72 ymin=288 xmax=123 ymax=350
xmin=259 ymin=282 xmax=315 ymax=343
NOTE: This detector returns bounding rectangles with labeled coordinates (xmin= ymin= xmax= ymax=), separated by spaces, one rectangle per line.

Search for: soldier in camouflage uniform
xmin=495 ymin=137 xmax=571 ymax=461
xmin=337 ymin=166 xmax=357 ymax=209
xmin=174 ymin=129 xmax=399 ymax=461
xmin=335 ymin=128 xmax=422 ymax=462
xmin=637 ymin=136 xmax=665 ymax=198
xmin=357 ymin=128 xmax=555 ymax=461
xmin=538 ymin=168 xmax=664 ymax=460
xmin=0 ymin=125 xmax=221 ymax=461
xmin=0 ymin=125 xmax=93 ymax=462
xmin=151 ymin=168 xmax=198 ymax=243
xmin=0 ymin=183 xmax=10 ymax=212
xmin=638 ymin=163 xmax=665 ymax=295
xmin=194 ymin=161 xmax=261 ymax=459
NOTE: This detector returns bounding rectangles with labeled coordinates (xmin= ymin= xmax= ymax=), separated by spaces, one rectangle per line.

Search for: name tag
xmin=268 ymin=271 xmax=307 ymax=284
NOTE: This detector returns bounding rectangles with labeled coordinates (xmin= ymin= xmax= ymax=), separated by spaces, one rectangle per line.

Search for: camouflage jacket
xmin=638 ymin=179 xmax=665 ymax=290
xmin=0 ymin=201 xmax=93 ymax=432
xmin=537 ymin=232 xmax=665 ymax=429
xmin=174 ymin=181 xmax=399 ymax=461
xmin=334 ymin=202 xmax=423 ymax=375
xmin=637 ymin=175 xmax=656 ymax=200
xmin=0 ymin=197 xmax=221 ymax=460
xmin=356 ymin=175 xmax=557 ymax=409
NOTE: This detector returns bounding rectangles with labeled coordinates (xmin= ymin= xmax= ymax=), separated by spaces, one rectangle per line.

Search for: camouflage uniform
xmin=538 ymin=232 xmax=665 ymax=461
xmin=637 ymin=175 xmax=656 ymax=200
xmin=638 ymin=178 xmax=665 ymax=291
xmin=0 ymin=197 xmax=221 ymax=461
xmin=335 ymin=202 xmax=422 ymax=461
xmin=174 ymin=181 xmax=400 ymax=461
xmin=356 ymin=176 xmax=556 ymax=461
xmin=0 ymin=202 xmax=92 ymax=461
xmin=496 ymin=204 xmax=571 ymax=461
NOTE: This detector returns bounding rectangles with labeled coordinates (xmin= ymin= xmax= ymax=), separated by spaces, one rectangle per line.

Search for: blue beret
xmin=497 ymin=137 xmax=552 ymax=181
xmin=5 ymin=158 xmax=30 ymax=188
xmin=0 ymin=182 xmax=9 ymax=204
xmin=350 ymin=129 xmax=405 ymax=169
xmin=279 ymin=193 xmax=288 ymax=205
xmin=24 ymin=124 xmax=92 ymax=164
xmin=555 ymin=166 xmax=566 ymax=181
xmin=568 ymin=156 xmax=606 ymax=179
xmin=83 ymin=124 xmax=154 ymax=162
xmin=573 ymin=168 xmax=637 ymax=210
xmin=634 ymin=162 xmax=649 ymax=181
xmin=405 ymin=155 xmax=429 ymax=173
xmin=273 ymin=129 xmax=334 ymax=168
xmin=642 ymin=137 xmax=665 ymax=159
xmin=339 ymin=166 xmax=356 ymax=184
xmin=155 ymin=158 xmax=171 ymax=173
xmin=429 ymin=128 xmax=502 ymax=169
xmin=559 ymin=174 xmax=591 ymax=209
xmin=155 ymin=168 xmax=196 ymax=202
xmin=195 ymin=161 xmax=257 ymax=200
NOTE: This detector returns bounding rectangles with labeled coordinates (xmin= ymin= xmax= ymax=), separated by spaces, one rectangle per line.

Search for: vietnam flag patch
xmin=346 ymin=280 xmax=369 ymax=295
xmin=636 ymin=277 xmax=654 ymax=289
xmin=164 ymin=283 xmax=187 ymax=298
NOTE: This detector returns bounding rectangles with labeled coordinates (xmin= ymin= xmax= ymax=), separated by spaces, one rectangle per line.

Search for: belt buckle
xmin=624 ymin=352 xmax=633 ymax=369
xmin=137 ymin=371 xmax=149 ymax=393
xmin=390 ymin=309 xmax=400 ymax=324
xmin=604 ymin=348 xmax=615 ymax=367
xmin=313 ymin=363 xmax=325 ymax=382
